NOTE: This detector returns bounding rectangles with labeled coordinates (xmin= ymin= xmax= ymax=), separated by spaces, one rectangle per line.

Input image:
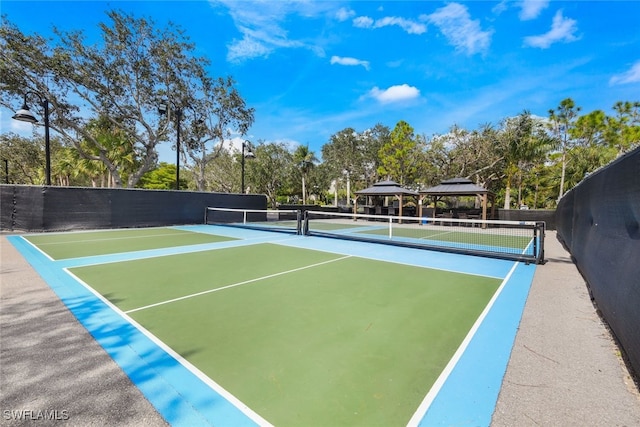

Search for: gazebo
xmin=419 ymin=178 xmax=495 ymax=221
xmin=354 ymin=180 xmax=419 ymax=220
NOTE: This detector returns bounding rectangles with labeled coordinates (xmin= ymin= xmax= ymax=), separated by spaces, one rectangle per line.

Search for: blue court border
xmin=7 ymin=227 xmax=537 ymax=426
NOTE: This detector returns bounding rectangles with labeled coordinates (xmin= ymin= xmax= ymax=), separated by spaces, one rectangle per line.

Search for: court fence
xmin=0 ymin=185 xmax=267 ymax=232
xmin=556 ymin=146 xmax=640 ymax=379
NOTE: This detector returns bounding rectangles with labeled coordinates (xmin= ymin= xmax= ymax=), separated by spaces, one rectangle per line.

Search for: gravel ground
xmin=1 ymin=231 xmax=639 ymax=426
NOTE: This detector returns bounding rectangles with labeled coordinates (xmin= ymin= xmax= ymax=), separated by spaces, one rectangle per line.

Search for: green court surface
xmin=67 ymin=242 xmax=501 ymax=426
xmin=356 ymin=226 xmax=533 ymax=249
xmin=24 ymin=227 xmax=236 ymax=260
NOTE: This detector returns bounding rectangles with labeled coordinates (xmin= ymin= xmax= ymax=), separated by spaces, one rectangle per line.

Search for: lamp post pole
xmin=42 ymin=98 xmax=51 ymax=186
xmin=12 ymin=92 xmax=51 ymax=185
xmin=241 ymin=142 xmax=246 ymax=194
xmin=158 ymin=101 xmax=182 ymax=190
xmin=3 ymin=159 xmax=8 ymax=184
xmin=241 ymin=141 xmax=255 ymax=194
xmin=175 ymin=109 xmax=182 ymax=191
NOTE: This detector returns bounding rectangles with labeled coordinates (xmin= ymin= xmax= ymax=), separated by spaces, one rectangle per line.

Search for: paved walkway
xmin=0 ymin=235 xmax=167 ymax=427
xmin=1 ymin=231 xmax=639 ymax=426
xmin=493 ymin=231 xmax=640 ymax=426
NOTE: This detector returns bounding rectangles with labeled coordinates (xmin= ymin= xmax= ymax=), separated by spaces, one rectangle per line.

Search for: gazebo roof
xmin=356 ymin=180 xmax=419 ymax=196
xmin=420 ymin=178 xmax=492 ymax=196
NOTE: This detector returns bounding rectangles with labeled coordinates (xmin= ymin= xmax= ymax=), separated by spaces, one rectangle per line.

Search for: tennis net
xmin=205 ymin=207 xmax=302 ymax=234
xmin=303 ymin=210 xmax=545 ymax=264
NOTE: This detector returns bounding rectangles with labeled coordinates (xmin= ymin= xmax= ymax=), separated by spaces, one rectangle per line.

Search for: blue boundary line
xmin=7 ymin=226 xmax=537 ymax=426
xmin=7 ymin=234 xmax=263 ymax=427
xmin=417 ymin=261 xmax=535 ymax=426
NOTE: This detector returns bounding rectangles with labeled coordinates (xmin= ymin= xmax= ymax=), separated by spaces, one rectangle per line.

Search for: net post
xmin=536 ymin=221 xmax=546 ymax=264
xmin=204 ymin=207 xmax=208 ymax=225
xmin=388 ymin=216 xmax=393 ymax=239
xmin=302 ymin=210 xmax=309 ymax=235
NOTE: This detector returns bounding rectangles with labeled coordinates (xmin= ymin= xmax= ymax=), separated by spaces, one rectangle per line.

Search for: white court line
xmin=64 ymin=268 xmax=275 ymax=427
xmin=125 ymin=255 xmax=353 ymax=314
xmin=33 ymin=231 xmax=191 ymax=246
xmin=406 ymin=260 xmax=520 ymax=426
xmin=416 ymin=229 xmax=457 ymax=240
xmin=19 ymin=235 xmax=56 ymax=261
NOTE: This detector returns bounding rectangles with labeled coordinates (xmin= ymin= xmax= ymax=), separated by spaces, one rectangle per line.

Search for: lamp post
xmin=3 ymin=159 xmax=8 ymax=184
xmin=158 ymin=100 xmax=183 ymax=190
xmin=241 ymin=140 xmax=255 ymax=194
xmin=12 ymin=92 xmax=51 ymax=186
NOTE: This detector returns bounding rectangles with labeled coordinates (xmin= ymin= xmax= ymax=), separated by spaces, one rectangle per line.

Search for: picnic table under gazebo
xmin=419 ymin=177 xmax=495 ymax=221
xmin=354 ymin=180 xmax=419 ymax=220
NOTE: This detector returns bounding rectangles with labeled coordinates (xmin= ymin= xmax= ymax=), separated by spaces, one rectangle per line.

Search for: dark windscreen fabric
xmin=0 ymin=185 xmax=44 ymax=231
xmin=43 ymin=187 xmax=111 ymax=230
xmin=556 ymin=146 xmax=640 ymax=377
xmin=0 ymin=186 xmax=267 ymax=232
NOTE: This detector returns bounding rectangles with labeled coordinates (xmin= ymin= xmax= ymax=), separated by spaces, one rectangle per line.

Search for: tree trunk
xmin=504 ymin=184 xmax=511 ymax=209
xmin=302 ymin=176 xmax=307 ymax=204
xmin=558 ymin=149 xmax=567 ymax=201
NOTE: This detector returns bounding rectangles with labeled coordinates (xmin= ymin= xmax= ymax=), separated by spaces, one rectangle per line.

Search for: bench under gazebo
xmin=419 ymin=178 xmax=495 ymax=221
xmin=354 ymin=180 xmax=419 ymax=221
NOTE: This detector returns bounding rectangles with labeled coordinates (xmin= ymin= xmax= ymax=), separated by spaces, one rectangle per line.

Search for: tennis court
xmin=8 ymin=219 xmax=539 ymax=426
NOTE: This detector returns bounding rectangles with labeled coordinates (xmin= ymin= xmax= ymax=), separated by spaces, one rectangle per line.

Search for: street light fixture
xmin=12 ymin=92 xmax=51 ymax=186
xmin=241 ymin=140 xmax=255 ymax=194
xmin=158 ymin=100 xmax=183 ymax=190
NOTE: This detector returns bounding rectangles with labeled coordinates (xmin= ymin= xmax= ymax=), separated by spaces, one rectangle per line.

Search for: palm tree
xmin=548 ymin=98 xmax=581 ymax=201
xmin=293 ymin=144 xmax=318 ymax=204
xmin=500 ymin=111 xmax=554 ymax=209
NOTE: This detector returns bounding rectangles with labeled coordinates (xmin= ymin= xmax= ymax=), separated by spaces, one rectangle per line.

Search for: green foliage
xmin=0 ymin=133 xmax=45 ymax=185
xmin=377 ymin=120 xmax=420 ymax=186
xmin=292 ymin=144 xmax=318 ymax=204
xmin=137 ymin=162 xmax=186 ymax=190
xmin=245 ymin=142 xmax=294 ymax=208
xmin=1 ymin=10 xmax=252 ymax=188
xmin=1 ymin=12 xmax=637 ymax=206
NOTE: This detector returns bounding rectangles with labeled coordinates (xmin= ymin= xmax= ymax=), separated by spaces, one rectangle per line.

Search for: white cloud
xmin=353 ymin=15 xmax=426 ymax=35
xmin=367 ymin=84 xmax=420 ymax=104
xmin=330 ymin=56 xmax=370 ymax=70
xmin=492 ymin=1 xmax=509 ymax=16
xmin=214 ymin=0 xmax=334 ymax=62
xmin=524 ymin=10 xmax=579 ymax=48
xmin=353 ymin=16 xmax=374 ymax=29
xmin=422 ymin=3 xmax=493 ymax=55
xmin=610 ymin=61 xmax=640 ymax=85
xmin=374 ymin=17 xmax=427 ymax=35
xmin=335 ymin=7 xmax=355 ymax=22
xmin=519 ymin=0 xmax=549 ymax=20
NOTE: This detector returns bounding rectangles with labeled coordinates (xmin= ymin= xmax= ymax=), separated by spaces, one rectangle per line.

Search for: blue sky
xmin=2 ymin=0 xmax=639 ymax=163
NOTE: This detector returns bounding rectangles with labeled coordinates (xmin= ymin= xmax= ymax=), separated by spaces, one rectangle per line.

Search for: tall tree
xmin=378 ymin=120 xmax=420 ymax=186
xmin=0 ymin=133 xmax=45 ymax=184
xmin=245 ymin=142 xmax=294 ymax=208
xmin=1 ymin=11 xmax=249 ymax=188
xmin=322 ymin=128 xmax=362 ymax=203
xmin=548 ymin=98 xmax=581 ymax=201
xmin=604 ymin=101 xmax=640 ymax=154
xmin=359 ymin=123 xmax=390 ymax=186
xmin=293 ymin=144 xmax=318 ymax=204
xmin=499 ymin=111 xmax=553 ymax=209
xmin=183 ymin=76 xmax=254 ymax=191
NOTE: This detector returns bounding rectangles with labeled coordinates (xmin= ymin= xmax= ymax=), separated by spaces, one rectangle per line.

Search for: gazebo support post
xmin=353 ymin=197 xmax=358 ymax=221
xmin=482 ymin=193 xmax=488 ymax=228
